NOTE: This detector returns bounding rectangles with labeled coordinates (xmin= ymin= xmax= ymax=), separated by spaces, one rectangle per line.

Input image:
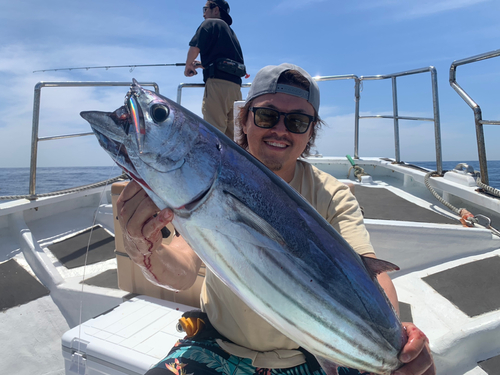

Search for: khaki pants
xmin=202 ymin=78 xmax=242 ymax=140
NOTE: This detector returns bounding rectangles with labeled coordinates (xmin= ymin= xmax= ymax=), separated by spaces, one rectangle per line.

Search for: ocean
xmin=0 ymin=166 xmax=122 ymax=199
xmin=0 ymin=161 xmax=499 ymax=200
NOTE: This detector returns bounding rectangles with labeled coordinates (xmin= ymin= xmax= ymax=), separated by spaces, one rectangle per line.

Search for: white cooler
xmin=62 ymin=295 xmax=192 ymax=375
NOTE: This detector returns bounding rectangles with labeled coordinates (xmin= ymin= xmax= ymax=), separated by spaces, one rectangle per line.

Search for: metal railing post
xmin=430 ymin=67 xmax=443 ymax=175
xmin=391 ymin=77 xmax=401 ymax=163
xmin=354 ymin=78 xmax=361 ymax=159
xmin=28 ymin=81 xmax=160 ymax=198
xmin=177 ymin=82 xmax=252 ymax=105
xmin=359 ymin=67 xmax=442 ymax=168
xmin=29 ymin=84 xmax=43 ymax=198
xmin=449 ymin=49 xmax=500 ymax=185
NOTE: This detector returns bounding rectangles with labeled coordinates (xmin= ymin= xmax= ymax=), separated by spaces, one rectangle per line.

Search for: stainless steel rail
xmin=360 ymin=67 xmax=442 ymax=174
xmin=176 ymin=71 xmax=442 ymax=174
xmin=176 ymin=82 xmax=251 ymax=104
xmin=176 ymin=77 xmax=363 ymax=155
xmin=311 ymin=75 xmax=362 ymax=163
xmin=449 ymin=49 xmax=500 ymax=185
xmin=29 ymin=81 xmax=160 ymax=198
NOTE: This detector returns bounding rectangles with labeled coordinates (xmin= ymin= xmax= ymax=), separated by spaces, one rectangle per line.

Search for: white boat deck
xmin=1 ymin=158 xmax=499 ymax=375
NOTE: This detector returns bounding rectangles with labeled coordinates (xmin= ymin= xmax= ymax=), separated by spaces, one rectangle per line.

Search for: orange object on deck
xmin=459 ymin=208 xmax=475 ymax=227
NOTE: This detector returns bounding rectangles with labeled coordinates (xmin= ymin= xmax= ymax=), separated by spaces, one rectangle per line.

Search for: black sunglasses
xmin=249 ymin=107 xmax=315 ymax=134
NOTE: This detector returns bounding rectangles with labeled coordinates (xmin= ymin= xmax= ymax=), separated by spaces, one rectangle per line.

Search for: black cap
xmin=210 ymin=0 xmax=232 ymax=25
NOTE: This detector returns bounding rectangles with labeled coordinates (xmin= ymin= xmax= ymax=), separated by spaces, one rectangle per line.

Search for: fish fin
xmin=224 ymin=191 xmax=286 ymax=246
xmin=361 ymin=255 xmax=400 ymax=279
xmin=315 ymin=356 xmax=339 ymax=375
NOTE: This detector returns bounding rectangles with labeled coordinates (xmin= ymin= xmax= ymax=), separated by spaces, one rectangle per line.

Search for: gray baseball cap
xmin=245 ymin=63 xmax=320 ymax=113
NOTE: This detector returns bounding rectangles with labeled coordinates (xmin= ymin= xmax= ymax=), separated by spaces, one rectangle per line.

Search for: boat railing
xmin=359 ymin=67 xmax=442 ymax=175
xmin=27 ymin=81 xmax=160 ymax=199
xmin=449 ymin=49 xmax=500 ymax=185
xmin=177 ymin=68 xmax=443 ymax=175
xmin=176 ymin=82 xmax=252 ymax=104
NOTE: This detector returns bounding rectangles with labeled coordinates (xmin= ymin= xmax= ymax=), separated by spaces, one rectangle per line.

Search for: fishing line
xmin=76 ymin=146 xmax=126 ymax=372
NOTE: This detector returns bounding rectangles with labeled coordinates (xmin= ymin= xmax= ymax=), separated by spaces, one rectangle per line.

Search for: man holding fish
xmin=114 ymin=64 xmax=435 ymax=375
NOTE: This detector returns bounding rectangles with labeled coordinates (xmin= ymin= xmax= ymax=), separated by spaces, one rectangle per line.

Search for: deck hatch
xmin=423 ymin=256 xmax=500 ymax=317
xmin=81 ymin=269 xmax=119 ymax=289
xmin=354 ymin=186 xmax=458 ymax=224
xmin=479 ymin=353 xmax=500 ymax=374
xmin=48 ymin=225 xmax=115 ymax=269
xmin=0 ymin=259 xmax=49 ymax=311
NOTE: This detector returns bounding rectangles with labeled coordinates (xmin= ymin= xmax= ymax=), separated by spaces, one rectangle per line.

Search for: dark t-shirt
xmin=189 ymin=19 xmax=244 ymax=85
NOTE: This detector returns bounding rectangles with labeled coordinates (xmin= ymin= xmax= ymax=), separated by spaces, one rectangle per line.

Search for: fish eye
xmin=150 ymin=104 xmax=169 ymax=124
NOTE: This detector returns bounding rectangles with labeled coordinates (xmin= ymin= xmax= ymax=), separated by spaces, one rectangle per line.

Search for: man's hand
xmin=184 ymin=64 xmax=198 ymax=77
xmin=393 ymin=323 xmax=435 ymax=375
xmin=184 ymin=60 xmax=201 ymax=77
xmin=116 ymin=180 xmax=173 ymax=265
xmin=116 ymin=181 xmax=201 ymax=290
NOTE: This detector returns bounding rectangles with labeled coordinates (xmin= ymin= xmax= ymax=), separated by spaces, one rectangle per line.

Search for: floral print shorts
xmin=145 ymin=337 xmax=363 ymax=375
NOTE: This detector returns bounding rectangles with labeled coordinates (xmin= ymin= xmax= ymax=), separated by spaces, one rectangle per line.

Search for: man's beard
xmin=263 ymin=158 xmax=283 ymax=172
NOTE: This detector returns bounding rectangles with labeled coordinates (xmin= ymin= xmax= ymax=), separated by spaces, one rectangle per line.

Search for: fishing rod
xmin=33 ymin=62 xmax=187 ymax=73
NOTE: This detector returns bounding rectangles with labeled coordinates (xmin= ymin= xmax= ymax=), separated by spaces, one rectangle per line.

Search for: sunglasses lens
xmin=284 ymin=114 xmax=310 ymax=134
xmin=252 ymin=107 xmax=313 ymax=134
xmin=254 ymin=108 xmax=279 ymax=128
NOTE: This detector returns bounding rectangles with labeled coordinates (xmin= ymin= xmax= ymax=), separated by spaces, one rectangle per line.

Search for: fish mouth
xmin=81 ymin=107 xmax=148 ymax=185
xmin=89 ymin=122 xmax=152 ymax=192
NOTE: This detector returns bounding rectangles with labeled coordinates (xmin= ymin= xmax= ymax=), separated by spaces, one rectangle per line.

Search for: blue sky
xmin=0 ymin=0 xmax=499 ymax=168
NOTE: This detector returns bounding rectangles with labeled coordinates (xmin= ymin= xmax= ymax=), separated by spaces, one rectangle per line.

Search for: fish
xmin=81 ymin=79 xmax=405 ymax=375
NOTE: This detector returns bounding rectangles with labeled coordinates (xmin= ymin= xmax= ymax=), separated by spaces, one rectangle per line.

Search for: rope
xmin=424 ymin=171 xmax=462 ymax=215
xmin=348 ymin=165 xmax=370 ymax=182
xmin=0 ymin=174 xmax=128 ymax=201
xmin=424 ymin=170 xmax=500 ymax=236
xmin=476 ymin=178 xmax=500 ymax=197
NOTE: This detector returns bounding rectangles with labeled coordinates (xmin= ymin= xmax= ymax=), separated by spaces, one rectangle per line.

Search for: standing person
xmin=185 ymin=0 xmax=245 ymax=140
xmin=117 ymin=64 xmax=435 ymax=375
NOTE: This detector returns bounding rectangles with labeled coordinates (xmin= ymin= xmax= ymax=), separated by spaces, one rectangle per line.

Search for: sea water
xmin=0 ymin=166 xmax=121 ymax=199
xmin=0 ymin=161 xmax=499 ymax=200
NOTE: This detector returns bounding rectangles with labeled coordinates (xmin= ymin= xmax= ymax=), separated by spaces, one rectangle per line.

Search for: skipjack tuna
xmin=81 ymin=80 xmax=405 ymax=374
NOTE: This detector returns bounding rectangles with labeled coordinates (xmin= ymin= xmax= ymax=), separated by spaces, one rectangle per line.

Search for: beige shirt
xmin=200 ymin=160 xmax=375 ymax=366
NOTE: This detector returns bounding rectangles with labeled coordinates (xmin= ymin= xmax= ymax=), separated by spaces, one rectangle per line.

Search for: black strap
xmin=206 ymin=58 xmax=246 ymax=78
